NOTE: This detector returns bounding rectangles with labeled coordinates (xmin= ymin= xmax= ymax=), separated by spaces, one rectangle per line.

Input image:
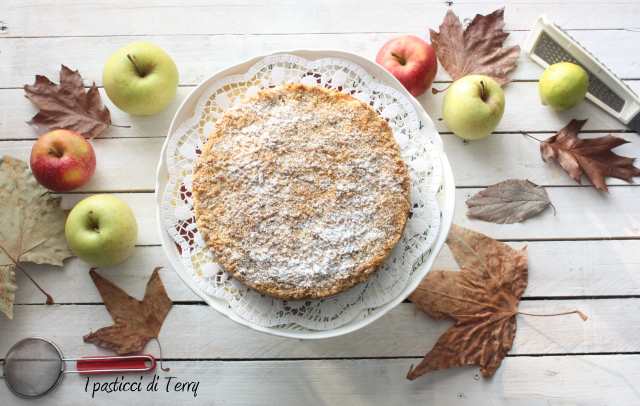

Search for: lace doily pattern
xmin=160 ymin=54 xmax=443 ymax=331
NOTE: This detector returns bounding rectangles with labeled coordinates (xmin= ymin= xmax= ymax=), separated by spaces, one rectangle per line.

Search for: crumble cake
xmin=193 ymin=83 xmax=410 ymax=300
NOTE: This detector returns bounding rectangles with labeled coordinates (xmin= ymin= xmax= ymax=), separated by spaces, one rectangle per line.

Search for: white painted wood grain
xmin=63 ymin=187 xmax=640 ymax=248
xmin=0 ymin=138 xmax=166 ymax=192
xmin=455 ymin=186 xmax=640 ymax=240
xmin=436 ymin=240 xmax=640 ymax=297
xmin=156 ymin=129 xmax=640 ymax=189
xmin=58 ymin=193 xmax=159 ymax=245
xmin=2 ymin=29 xmax=639 ymax=88
xmin=0 ymin=87 xmax=182 ymax=140
xmin=2 ymin=80 xmax=638 ymax=143
xmin=13 ymin=240 xmax=640 ymax=304
xmin=2 ymin=1 xmax=640 ymax=404
xmin=0 ymin=356 xmax=638 ymax=405
xmin=442 ymin=132 xmax=640 ymax=187
xmin=16 ymin=249 xmax=201 ymax=303
xmin=423 ymin=80 xmax=640 ymax=134
xmin=501 ymin=355 xmax=640 ymax=405
xmin=0 ymin=299 xmax=635 ymax=358
xmin=3 ymin=132 xmax=639 ymax=191
xmin=4 ymin=0 xmax=640 ymax=37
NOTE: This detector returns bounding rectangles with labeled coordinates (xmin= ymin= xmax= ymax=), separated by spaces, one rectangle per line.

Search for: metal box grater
xmin=525 ymin=16 xmax=640 ymax=133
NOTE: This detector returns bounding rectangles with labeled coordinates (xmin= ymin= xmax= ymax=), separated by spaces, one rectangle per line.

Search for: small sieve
xmin=0 ymin=337 xmax=156 ymax=399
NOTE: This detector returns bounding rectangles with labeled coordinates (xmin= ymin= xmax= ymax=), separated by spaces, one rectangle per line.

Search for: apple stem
xmin=518 ymin=309 xmax=588 ymax=321
xmin=48 ymin=147 xmax=63 ymax=158
xmin=126 ymin=54 xmax=146 ymax=77
xmin=390 ymin=52 xmax=407 ymax=66
xmin=479 ymin=80 xmax=488 ymax=102
xmin=431 ymin=84 xmax=451 ymax=95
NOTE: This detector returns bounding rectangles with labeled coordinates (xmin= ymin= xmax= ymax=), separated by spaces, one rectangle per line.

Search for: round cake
xmin=193 ymin=83 xmax=410 ymax=300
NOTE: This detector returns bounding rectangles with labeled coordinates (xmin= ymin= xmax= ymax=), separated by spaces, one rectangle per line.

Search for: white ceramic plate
xmin=155 ymin=50 xmax=455 ymax=339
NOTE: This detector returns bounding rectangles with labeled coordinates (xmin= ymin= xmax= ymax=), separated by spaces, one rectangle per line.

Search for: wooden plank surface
xmin=0 ymin=356 xmax=638 ymax=405
xmin=4 ymin=0 xmax=640 ymax=37
xmin=455 ymin=186 xmax=640 ymax=239
xmin=0 ymin=298 xmax=635 ymax=358
xmin=2 ymin=0 xmax=640 ymax=404
xmin=0 ymin=138 xmax=166 ymax=192
xmin=54 ymin=187 xmax=640 ymax=247
xmin=13 ymin=239 xmax=640 ymax=304
xmin=3 ymin=81 xmax=639 ymax=143
xmin=2 ymin=30 xmax=640 ymax=88
xmin=3 ymin=132 xmax=640 ymax=190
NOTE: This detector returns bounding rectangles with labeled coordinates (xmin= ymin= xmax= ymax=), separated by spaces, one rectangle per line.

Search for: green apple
xmin=65 ymin=194 xmax=138 ymax=267
xmin=442 ymin=74 xmax=505 ymax=140
xmin=538 ymin=62 xmax=589 ymax=111
xmin=103 ymin=41 xmax=179 ymax=116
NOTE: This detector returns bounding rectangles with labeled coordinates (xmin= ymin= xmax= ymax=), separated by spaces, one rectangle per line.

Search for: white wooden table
xmin=2 ymin=1 xmax=640 ymax=404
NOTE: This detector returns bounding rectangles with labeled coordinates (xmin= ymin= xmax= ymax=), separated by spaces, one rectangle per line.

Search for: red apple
xmin=375 ymin=35 xmax=438 ymax=97
xmin=30 ymin=130 xmax=96 ymax=192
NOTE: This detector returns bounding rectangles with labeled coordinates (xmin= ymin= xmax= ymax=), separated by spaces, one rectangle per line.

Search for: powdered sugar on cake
xmin=193 ymin=84 xmax=410 ymax=299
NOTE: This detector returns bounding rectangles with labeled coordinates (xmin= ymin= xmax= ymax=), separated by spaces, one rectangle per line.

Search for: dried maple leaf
xmin=24 ymin=65 xmax=112 ymax=138
xmin=430 ymin=8 xmax=520 ymax=85
xmin=0 ymin=265 xmax=17 ymax=320
xmin=0 ymin=156 xmax=72 ymax=319
xmin=466 ymin=179 xmax=553 ymax=224
xmin=84 ymin=268 xmax=173 ymax=354
xmin=407 ymin=224 xmax=528 ymax=380
xmin=540 ymin=119 xmax=640 ymax=192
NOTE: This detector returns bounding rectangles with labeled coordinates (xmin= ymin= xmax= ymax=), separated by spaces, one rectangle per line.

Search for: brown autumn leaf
xmin=540 ymin=119 xmax=640 ymax=192
xmin=0 ymin=156 xmax=72 ymax=319
xmin=466 ymin=179 xmax=553 ymax=224
xmin=407 ymin=224 xmax=528 ymax=380
xmin=430 ymin=8 xmax=520 ymax=86
xmin=0 ymin=265 xmax=17 ymax=320
xmin=84 ymin=268 xmax=173 ymax=354
xmin=24 ymin=65 xmax=112 ymax=138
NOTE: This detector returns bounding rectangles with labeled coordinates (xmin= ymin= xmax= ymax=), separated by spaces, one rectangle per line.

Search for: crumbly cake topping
xmin=193 ymin=84 xmax=410 ymax=299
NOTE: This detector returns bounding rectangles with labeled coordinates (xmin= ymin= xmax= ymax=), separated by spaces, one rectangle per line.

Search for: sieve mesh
xmin=3 ymin=338 xmax=64 ymax=398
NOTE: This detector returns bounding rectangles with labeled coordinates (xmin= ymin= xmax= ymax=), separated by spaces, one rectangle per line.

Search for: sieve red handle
xmin=74 ymin=354 xmax=156 ymax=375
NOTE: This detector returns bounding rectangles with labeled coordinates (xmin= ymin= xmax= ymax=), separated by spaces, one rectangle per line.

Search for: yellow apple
xmin=103 ymin=41 xmax=179 ymax=116
xmin=442 ymin=75 xmax=505 ymax=141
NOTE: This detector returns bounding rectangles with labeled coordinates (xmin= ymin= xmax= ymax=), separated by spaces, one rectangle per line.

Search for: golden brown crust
xmin=193 ymin=83 xmax=410 ymax=300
